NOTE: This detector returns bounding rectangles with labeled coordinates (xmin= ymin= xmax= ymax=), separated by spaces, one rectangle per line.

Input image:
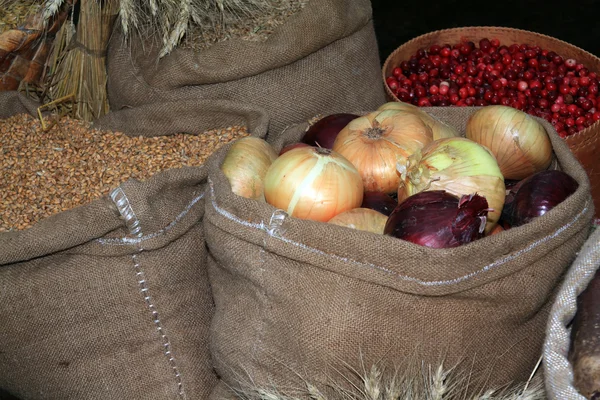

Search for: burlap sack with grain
xmin=0 ymin=94 xmax=268 ymax=399
xmin=204 ymin=107 xmax=594 ymax=398
xmin=105 ymin=0 xmax=386 ymax=137
xmin=544 ymin=226 xmax=600 ymax=400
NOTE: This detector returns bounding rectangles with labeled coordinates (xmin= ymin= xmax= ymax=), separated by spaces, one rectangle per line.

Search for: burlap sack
xmin=204 ymin=107 xmax=594 ymax=398
xmin=0 ymin=93 xmax=269 ymax=399
xmin=544 ymin=226 xmax=600 ymax=400
xmin=381 ymin=26 xmax=600 ymax=220
xmin=105 ymin=0 xmax=386 ymax=137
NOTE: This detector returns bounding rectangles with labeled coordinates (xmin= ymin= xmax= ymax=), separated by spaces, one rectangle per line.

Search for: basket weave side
xmin=381 ymin=26 xmax=600 ymax=219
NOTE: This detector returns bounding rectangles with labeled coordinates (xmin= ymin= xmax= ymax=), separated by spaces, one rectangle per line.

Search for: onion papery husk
xmin=466 ymin=105 xmax=552 ymax=180
xmin=378 ymin=101 xmax=461 ymax=140
xmin=264 ymin=147 xmax=364 ymax=222
xmin=332 ymin=109 xmax=433 ymax=194
xmin=221 ymin=137 xmax=278 ymax=201
xmin=328 ymin=207 xmax=388 ymax=234
xmin=398 ymin=137 xmax=505 ymax=233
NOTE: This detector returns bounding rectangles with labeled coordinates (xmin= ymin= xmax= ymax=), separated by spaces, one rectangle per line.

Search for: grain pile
xmin=0 ymin=113 xmax=249 ymax=232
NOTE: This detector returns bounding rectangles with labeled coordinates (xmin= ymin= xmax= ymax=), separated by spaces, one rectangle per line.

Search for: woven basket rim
xmin=380 ymin=26 xmax=600 ymax=144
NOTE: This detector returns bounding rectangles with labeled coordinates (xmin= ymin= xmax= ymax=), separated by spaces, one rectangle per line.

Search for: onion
xmin=466 ymin=105 xmax=552 ymax=180
xmin=264 ymin=146 xmax=363 ymax=222
xmin=328 ymin=208 xmax=388 ymax=234
xmin=501 ymin=170 xmax=578 ymax=227
xmin=384 ymin=191 xmax=489 ymax=248
xmin=488 ymin=224 xmax=505 ymax=236
xmin=332 ymin=109 xmax=433 ymax=194
xmin=378 ymin=101 xmax=460 ymax=140
xmin=279 ymin=142 xmax=311 ymax=155
xmin=301 ymin=113 xmax=360 ymax=149
xmin=397 ymin=137 xmax=505 ymax=233
xmin=221 ymin=136 xmax=278 ymax=200
xmin=361 ymin=191 xmax=397 ymax=216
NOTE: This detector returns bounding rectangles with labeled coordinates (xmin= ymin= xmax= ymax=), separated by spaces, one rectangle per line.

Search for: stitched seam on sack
xmin=208 ymin=179 xmax=590 ymax=287
xmin=109 ymin=188 xmax=186 ymax=398
xmin=132 ymin=253 xmax=185 ymax=398
xmin=97 ymin=192 xmax=204 ymax=245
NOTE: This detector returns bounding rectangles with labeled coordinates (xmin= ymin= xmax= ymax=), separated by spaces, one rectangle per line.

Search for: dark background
xmin=0 ymin=4 xmax=597 ymax=400
xmin=371 ymin=0 xmax=600 ymax=65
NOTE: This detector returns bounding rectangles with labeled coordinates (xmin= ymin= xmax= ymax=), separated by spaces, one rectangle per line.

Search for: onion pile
xmin=221 ymin=105 xmax=578 ymax=248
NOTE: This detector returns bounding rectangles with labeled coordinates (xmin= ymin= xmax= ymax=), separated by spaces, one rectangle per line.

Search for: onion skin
xmin=301 ymin=113 xmax=359 ymax=149
xmin=501 ymin=170 xmax=579 ymax=227
xmin=328 ymin=208 xmax=388 ymax=234
xmin=332 ymin=109 xmax=433 ymax=194
xmin=466 ymin=105 xmax=552 ymax=180
xmin=378 ymin=101 xmax=460 ymax=140
xmin=488 ymin=224 xmax=505 ymax=236
xmin=361 ymin=191 xmax=398 ymax=216
xmin=264 ymin=147 xmax=363 ymax=222
xmin=279 ymin=142 xmax=311 ymax=155
xmin=384 ymin=191 xmax=489 ymax=248
xmin=221 ymin=137 xmax=278 ymax=201
xmin=398 ymin=137 xmax=505 ymax=233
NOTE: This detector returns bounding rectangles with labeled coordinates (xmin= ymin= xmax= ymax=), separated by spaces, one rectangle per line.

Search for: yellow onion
xmin=397 ymin=137 xmax=505 ymax=232
xmin=378 ymin=101 xmax=460 ymax=140
xmin=221 ymin=136 xmax=278 ymax=200
xmin=466 ymin=105 xmax=552 ymax=180
xmin=264 ymin=147 xmax=363 ymax=222
xmin=328 ymin=208 xmax=388 ymax=234
xmin=332 ymin=109 xmax=433 ymax=194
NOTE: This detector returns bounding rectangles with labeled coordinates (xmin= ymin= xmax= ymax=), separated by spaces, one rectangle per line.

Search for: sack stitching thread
xmin=208 ymin=179 xmax=590 ymax=286
xmin=98 ymin=191 xmax=205 ymax=245
xmin=109 ymin=187 xmax=186 ymax=398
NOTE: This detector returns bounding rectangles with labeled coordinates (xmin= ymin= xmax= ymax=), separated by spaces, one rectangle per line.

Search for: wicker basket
xmin=382 ymin=26 xmax=600 ymax=219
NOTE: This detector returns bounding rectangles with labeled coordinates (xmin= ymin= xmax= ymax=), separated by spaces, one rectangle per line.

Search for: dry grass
xmin=0 ymin=0 xmax=40 ymax=33
xmin=47 ymin=0 xmax=119 ymax=122
xmin=228 ymin=359 xmax=547 ymax=400
xmin=3 ymin=0 xmax=308 ymax=57
xmin=121 ymin=0 xmax=308 ymax=56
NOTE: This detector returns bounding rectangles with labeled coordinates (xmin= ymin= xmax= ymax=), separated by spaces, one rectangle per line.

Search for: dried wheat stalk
xmin=48 ymin=0 xmax=119 ymax=121
xmin=229 ymin=359 xmax=547 ymax=400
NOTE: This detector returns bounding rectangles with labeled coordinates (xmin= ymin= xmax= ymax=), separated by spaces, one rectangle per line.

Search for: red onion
xmin=384 ymin=190 xmax=489 ymax=248
xmin=301 ymin=113 xmax=359 ymax=149
xmin=501 ymin=170 xmax=579 ymax=227
xmin=361 ymin=191 xmax=398 ymax=216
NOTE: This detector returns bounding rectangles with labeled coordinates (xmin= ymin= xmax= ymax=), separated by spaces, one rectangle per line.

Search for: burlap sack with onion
xmin=204 ymin=106 xmax=594 ymax=399
xmin=381 ymin=26 xmax=600 ymax=220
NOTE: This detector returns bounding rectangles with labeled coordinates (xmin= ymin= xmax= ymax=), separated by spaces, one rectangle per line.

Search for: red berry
xmin=417 ymin=97 xmax=431 ymax=107
xmin=518 ymin=81 xmax=528 ymax=91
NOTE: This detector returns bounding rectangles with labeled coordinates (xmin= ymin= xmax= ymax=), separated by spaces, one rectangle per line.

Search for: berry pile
xmin=385 ymin=38 xmax=600 ymax=138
